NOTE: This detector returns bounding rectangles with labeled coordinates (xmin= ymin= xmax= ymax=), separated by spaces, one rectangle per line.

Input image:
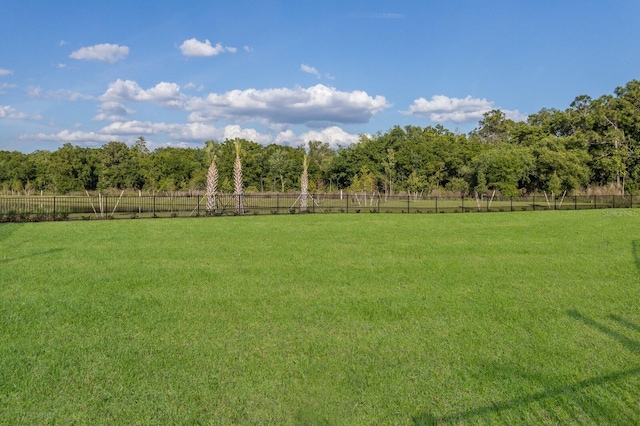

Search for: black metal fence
xmin=0 ymin=193 xmax=637 ymax=222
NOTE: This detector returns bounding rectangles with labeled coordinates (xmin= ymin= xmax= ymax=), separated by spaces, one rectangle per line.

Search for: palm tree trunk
xmin=234 ymin=140 xmax=244 ymax=215
xmin=205 ymin=159 xmax=218 ymax=215
xmin=300 ymin=154 xmax=309 ymax=213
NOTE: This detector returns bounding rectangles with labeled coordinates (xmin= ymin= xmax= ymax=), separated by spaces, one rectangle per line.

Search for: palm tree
xmin=204 ymin=141 xmax=219 ymax=215
xmin=233 ymin=139 xmax=244 ymax=215
xmin=205 ymin=155 xmax=218 ymax=215
xmin=300 ymin=154 xmax=309 ymax=213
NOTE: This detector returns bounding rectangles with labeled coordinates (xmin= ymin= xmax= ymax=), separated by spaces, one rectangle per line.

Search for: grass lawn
xmin=1 ymin=210 xmax=639 ymax=424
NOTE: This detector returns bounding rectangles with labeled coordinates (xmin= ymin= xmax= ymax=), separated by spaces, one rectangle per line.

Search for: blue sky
xmin=1 ymin=0 xmax=639 ymax=152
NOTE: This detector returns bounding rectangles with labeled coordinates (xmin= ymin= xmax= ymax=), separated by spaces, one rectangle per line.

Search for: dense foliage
xmin=2 ymin=80 xmax=640 ymax=195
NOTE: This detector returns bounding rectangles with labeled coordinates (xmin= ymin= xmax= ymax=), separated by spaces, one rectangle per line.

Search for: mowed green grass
xmin=1 ymin=210 xmax=639 ymax=424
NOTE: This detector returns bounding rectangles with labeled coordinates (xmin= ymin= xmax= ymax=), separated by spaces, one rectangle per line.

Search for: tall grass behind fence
xmin=0 ymin=193 xmax=637 ymax=222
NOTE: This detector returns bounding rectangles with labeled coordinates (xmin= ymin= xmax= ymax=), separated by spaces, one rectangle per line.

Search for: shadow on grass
xmin=0 ymin=248 xmax=64 ymax=264
xmin=610 ymin=314 xmax=640 ymax=333
xmin=413 ymin=311 xmax=640 ymax=425
xmin=568 ymin=310 xmax=640 ymax=354
xmin=632 ymin=240 xmax=640 ymax=272
xmin=0 ymin=222 xmax=23 ymax=243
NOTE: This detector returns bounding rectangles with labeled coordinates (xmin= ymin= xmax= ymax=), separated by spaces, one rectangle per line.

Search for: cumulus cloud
xmin=69 ymin=43 xmax=129 ymax=63
xmin=275 ymin=126 xmax=361 ymax=148
xmin=0 ymin=68 xmax=13 ymax=76
xmin=187 ymin=84 xmax=390 ymax=125
xmin=98 ymin=79 xmax=388 ymax=126
xmin=100 ymin=120 xmax=157 ymax=135
xmin=301 ymin=64 xmax=321 ymax=78
xmin=20 ymin=117 xmax=362 ymax=148
xmin=402 ymin=95 xmax=525 ymax=123
xmin=100 ymin=79 xmax=185 ymax=107
xmin=180 ymin=38 xmax=235 ymax=57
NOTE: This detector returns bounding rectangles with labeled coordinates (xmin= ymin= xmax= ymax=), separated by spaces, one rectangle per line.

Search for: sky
xmin=1 ymin=0 xmax=639 ymax=153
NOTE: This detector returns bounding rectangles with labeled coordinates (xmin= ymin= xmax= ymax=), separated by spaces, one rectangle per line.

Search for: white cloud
xmin=301 ymin=64 xmax=321 ymax=78
xmin=180 ymin=38 xmax=235 ymax=57
xmin=184 ymin=82 xmax=205 ymax=92
xmin=243 ymin=45 xmax=254 ymax=53
xmin=99 ymin=79 xmax=147 ymax=101
xmin=22 ymin=129 xmax=118 ymax=144
xmin=0 ymin=83 xmax=17 ymax=90
xmin=188 ymin=84 xmax=390 ymax=125
xmin=0 ymin=105 xmax=42 ymax=121
xmin=0 ymin=105 xmax=14 ymax=117
xmin=28 ymin=86 xmax=94 ymax=101
xmin=0 ymin=68 xmax=13 ymax=76
xmin=100 ymin=120 xmax=157 ymax=135
xmin=19 ymin=118 xmax=361 ymax=148
xmin=99 ymin=80 xmax=389 ymax=127
xmin=503 ymin=109 xmax=528 ymax=122
xmin=100 ymin=79 xmax=185 ymax=107
xmin=69 ymin=43 xmax=129 ymax=63
xmin=402 ymin=95 xmax=525 ymax=123
xmin=93 ymin=102 xmax=136 ymax=121
xmin=276 ymin=126 xmax=361 ymax=148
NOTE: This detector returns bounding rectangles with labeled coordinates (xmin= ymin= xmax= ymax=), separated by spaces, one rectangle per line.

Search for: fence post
xmin=533 ymin=195 xmax=536 ymax=211
xmin=53 ymin=196 xmax=56 ymax=220
xmin=613 ymin=195 xmax=615 ymax=209
xmin=346 ymin=194 xmax=349 ymax=213
xmin=407 ymin=195 xmax=410 ymax=213
xmin=510 ymin=196 xmax=513 ymax=212
xmin=574 ymin=195 xmax=577 ymax=210
xmin=461 ymin=194 xmax=464 ymax=212
xmin=153 ymin=195 xmax=156 ymax=217
xmin=631 ymin=194 xmax=633 ymax=209
xmin=554 ymin=193 xmax=557 ymax=210
xmin=594 ymin=195 xmax=597 ymax=209
xmin=435 ymin=196 xmax=438 ymax=214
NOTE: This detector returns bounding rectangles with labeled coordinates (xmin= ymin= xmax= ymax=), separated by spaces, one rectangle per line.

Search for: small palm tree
xmin=233 ymin=139 xmax=244 ymax=215
xmin=204 ymin=141 xmax=219 ymax=215
xmin=205 ymin=155 xmax=218 ymax=215
xmin=300 ymin=154 xmax=309 ymax=213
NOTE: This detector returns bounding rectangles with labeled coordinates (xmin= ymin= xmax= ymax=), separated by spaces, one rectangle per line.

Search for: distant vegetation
xmin=2 ymin=80 xmax=640 ymax=196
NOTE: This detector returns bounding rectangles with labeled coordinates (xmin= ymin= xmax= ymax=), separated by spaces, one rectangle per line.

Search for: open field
xmin=1 ymin=211 xmax=640 ymax=424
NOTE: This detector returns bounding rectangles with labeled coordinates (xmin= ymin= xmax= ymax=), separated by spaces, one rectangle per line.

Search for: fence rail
xmin=0 ymin=193 xmax=637 ymax=222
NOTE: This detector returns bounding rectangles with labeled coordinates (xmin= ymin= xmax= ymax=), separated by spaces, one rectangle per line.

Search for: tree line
xmin=2 ymin=80 xmax=640 ymax=196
